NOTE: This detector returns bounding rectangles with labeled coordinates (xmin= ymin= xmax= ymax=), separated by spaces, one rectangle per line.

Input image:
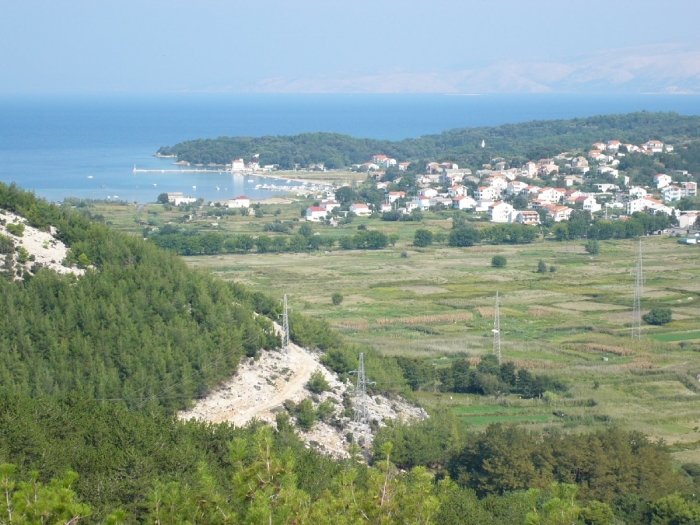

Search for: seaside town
xmin=163 ymin=139 xmax=698 ymax=234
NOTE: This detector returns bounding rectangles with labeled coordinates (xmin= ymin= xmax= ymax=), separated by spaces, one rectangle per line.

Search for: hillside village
xmin=297 ymin=139 xmax=697 ymax=229
xmin=158 ymin=137 xmax=700 ymax=236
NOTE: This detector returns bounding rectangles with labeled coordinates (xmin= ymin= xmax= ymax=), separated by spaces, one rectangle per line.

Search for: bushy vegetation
xmin=643 ymin=308 xmax=673 ymax=325
xmin=158 ymin=112 xmax=700 ymax=170
xmin=3 ymin=182 xmax=700 ymax=524
xmin=491 ymin=255 xmax=507 ymax=268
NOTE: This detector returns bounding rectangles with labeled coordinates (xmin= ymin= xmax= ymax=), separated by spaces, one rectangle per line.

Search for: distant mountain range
xmin=247 ymin=45 xmax=700 ymax=94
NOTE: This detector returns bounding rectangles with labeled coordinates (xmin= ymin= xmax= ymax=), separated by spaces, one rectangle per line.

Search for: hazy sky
xmin=2 ymin=0 xmax=699 ymax=93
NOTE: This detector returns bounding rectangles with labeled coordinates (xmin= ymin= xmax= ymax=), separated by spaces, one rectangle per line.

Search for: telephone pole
xmin=493 ymin=292 xmax=502 ymax=364
xmin=632 ymin=239 xmax=643 ymax=340
xmin=351 ymin=353 xmax=375 ymax=424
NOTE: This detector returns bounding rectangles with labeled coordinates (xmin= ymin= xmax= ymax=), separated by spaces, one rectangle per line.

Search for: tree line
xmin=157 ymin=112 xmax=700 ymax=173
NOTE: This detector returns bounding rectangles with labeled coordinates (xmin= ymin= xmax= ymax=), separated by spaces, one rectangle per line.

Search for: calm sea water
xmin=1 ymin=93 xmax=700 ymax=203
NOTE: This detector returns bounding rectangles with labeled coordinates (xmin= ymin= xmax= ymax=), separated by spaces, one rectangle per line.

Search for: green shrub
xmin=491 ymin=255 xmax=507 ymax=268
xmin=585 ymin=239 xmax=600 ymax=255
xmin=6 ymin=223 xmax=24 ymax=237
xmin=537 ymin=260 xmax=547 ymax=273
xmin=0 ymin=234 xmax=14 ymax=254
xmin=643 ymin=308 xmax=672 ymax=325
xmin=296 ymin=398 xmax=316 ymax=431
xmin=331 ymin=292 xmax=343 ymax=306
xmin=307 ymin=370 xmax=330 ymax=393
xmin=413 ymin=229 xmax=433 ymax=247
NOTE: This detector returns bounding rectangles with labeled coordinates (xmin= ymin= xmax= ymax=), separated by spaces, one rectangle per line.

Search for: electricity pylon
xmin=632 ymin=239 xmax=643 ymax=340
xmin=279 ymin=294 xmax=290 ymax=352
xmin=493 ymin=292 xmax=502 ymax=364
xmin=351 ymin=353 xmax=375 ymax=424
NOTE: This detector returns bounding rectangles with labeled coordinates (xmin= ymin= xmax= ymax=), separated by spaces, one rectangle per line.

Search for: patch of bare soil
xmin=178 ymin=323 xmax=427 ymax=458
xmin=0 ymin=210 xmax=84 ymax=279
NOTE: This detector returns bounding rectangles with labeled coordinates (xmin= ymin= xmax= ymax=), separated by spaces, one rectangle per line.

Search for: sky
xmin=2 ymin=0 xmax=700 ymax=94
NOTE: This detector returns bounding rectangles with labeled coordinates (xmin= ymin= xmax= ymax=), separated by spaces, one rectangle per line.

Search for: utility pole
xmin=493 ymin=292 xmax=502 ymax=364
xmin=279 ymin=294 xmax=290 ymax=352
xmin=632 ymin=239 xmax=643 ymax=340
xmin=351 ymin=353 xmax=375 ymax=425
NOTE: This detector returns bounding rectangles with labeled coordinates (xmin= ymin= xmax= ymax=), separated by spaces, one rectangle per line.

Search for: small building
xmin=489 ymin=201 xmax=514 ymax=223
xmin=321 ymin=200 xmax=340 ymax=212
xmin=349 ymin=203 xmax=372 ymax=216
xmin=227 ymin=195 xmax=250 ymax=208
xmin=452 ymin=196 xmax=476 ymax=210
xmin=231 ymin=158 xmax=246 ymax=171
xmin=306 ymin=206 xmax=327 ymax=221
xmin=511 ymin=210 xmax=540 ymax=225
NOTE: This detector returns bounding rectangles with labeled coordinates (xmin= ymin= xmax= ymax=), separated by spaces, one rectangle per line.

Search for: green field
xmin=93 ymin=201 xmax=700 ymax=462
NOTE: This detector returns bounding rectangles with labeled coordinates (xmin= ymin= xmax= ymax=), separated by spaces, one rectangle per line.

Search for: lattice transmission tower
xmin=279 ymin=294 xmax=290 ymax=352
xmin=493 ymin=292 xmax=502 ymax=364
xmin=351 ymin=353 xmax=375 ymax=424
xmin=632 ymin=239 xmax=643 ymax=340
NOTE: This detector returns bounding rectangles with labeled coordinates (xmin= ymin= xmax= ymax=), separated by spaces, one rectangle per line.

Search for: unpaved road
xmin=178 ymin=340 xmax=321 ymax=426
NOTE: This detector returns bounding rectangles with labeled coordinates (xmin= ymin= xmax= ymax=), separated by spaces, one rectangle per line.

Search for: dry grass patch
xmin=527 ymin=306 xmax=558 ymax=317
xmin=478 ymin=307 xmax=495 ymax=317
xmin=333 ymin=319 xmax=370 ymax=330
xmin=576 ymin=344 xmax=634 ymax=356
xmin=398 ymin=285 xmax=451 ymax=295
xmin=553 ymin=301 xmax=628 ymax=312
xmin=376 ymin=312 xmax=473 ymax=325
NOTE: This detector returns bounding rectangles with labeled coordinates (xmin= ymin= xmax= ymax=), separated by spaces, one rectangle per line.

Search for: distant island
xmin=158 ymin=111 xmax=700 ymax=172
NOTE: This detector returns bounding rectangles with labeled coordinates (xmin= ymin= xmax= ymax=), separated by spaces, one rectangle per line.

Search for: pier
xmin=133 ymin=166 xmax=231 ymax=174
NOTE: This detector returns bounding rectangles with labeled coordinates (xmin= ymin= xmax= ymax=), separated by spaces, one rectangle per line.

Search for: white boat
xmin=247 ymin=179 xmax=254 ymax=183
xmin=87 ymin=175 xmax=93 ymax=179
xmin=192 ymin=186 xmax=197 ymax=190
xmin=216 ymin=186 xmax=220 ymax=191
xmin=151 ymin=183 xmax=157 ymax=187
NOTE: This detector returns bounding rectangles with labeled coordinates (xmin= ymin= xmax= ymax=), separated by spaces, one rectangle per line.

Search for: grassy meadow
xmin=94 ymin=200 xmax=700 ymax=462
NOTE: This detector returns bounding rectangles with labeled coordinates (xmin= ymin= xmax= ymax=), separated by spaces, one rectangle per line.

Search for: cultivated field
xmin=95 ymin=201 xmax=700 ymax=462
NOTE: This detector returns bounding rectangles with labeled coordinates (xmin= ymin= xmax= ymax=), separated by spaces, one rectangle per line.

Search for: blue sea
xmin=2 ymin=93 xmax=700 ymax=203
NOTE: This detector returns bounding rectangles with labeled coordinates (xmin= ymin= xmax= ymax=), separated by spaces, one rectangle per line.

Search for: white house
xmin=662 ymin=185 xmax=682 ymax=203
xmin=412 ymin=196 xmax=431 ymax=210
xmin=489 ymin=201 xmax=514 ymax=223
xmin=306 ymin=206 xmax=327 ymax=221
xmin=521 ymin=161 xmax=538 ymax=178
xmin=474 ymin=186 xmax=501 ymax=201
xmin=231 ymin=159 xmax=246 ymax=171
xmin=398 ymin=162 xmax=411 ymax=171
xmin=543 ymin=204 xmax=573 ymax=222
xmin=682 ymin=181 xmax=698 ymax=197
xmin=321 ymin=200 xmax=340 ymax=212
xmin=627 ymin=197 xmax=673 ymax=216
xmin=452 ymin=196 xmax=477 ymax=210
xmin=582 ymin=196 xmax=602 ymax=213
xmin=644 ymin=140 xmax=664 ymax=153
xmin=511 ymin=210 xmax=540 ymax=226
xmin=166 ymin=192 xmax=196 ymax=206
xmin=349 ymin=203 xmax=372 ymax=216
xmin=506 ymin=181 xmax=528 ymax=196
xmin=629 ymin=187 xmax=648 ymax=199
xmin=379 ymin=202 xmax=393 ymax=213
xmin=598 ymin=166 xmax=619 ymax=178
xmin=227 ymin=195 xmax=250 ymax=208
xmin=654 ymin=174 xmax=673 ymax=189
xmin=419 ymin=188 xmax=439 ymax=198
xmin=387 ymin=191 xmax=406 ymax=203
xmin=448 ymin=185 xmax=468 ymax=197
xmin=485 ymin=176 xmax=508 ymax=191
